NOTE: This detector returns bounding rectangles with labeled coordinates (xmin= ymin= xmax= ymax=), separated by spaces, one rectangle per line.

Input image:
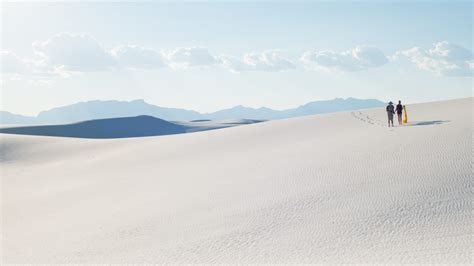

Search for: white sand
xmin=1 ymin=98 xmax=472 ymax=263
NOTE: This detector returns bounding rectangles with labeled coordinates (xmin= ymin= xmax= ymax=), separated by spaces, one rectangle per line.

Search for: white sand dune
xmin=0 ymin=116 xmax=264 ymax=139
xmin=1 ymin=98 xmax=472 ymax=263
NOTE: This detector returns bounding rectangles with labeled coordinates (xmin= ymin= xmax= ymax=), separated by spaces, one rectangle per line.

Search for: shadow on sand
xmin=0 ymin=116 xmax=265 ymax=139
xmin=0 ymin=116 xmax=188 ymax=139
xmin=409 ymin=120 xmax=449 ymax=126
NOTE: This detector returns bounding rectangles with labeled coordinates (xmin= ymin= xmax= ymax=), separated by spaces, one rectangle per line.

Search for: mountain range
xmin=0 ymin=98 xmax=385 ymax=124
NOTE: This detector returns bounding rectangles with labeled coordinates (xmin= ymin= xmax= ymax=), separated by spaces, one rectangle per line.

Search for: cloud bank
xmin=33 ymin=33 xmax=116 ymax=72
xmin=2 ymin=33 xmax=472 ymax=81
xmin=0 ymin=51 xmax=30 ymax=74
xmin=111 ymin=45 xmax=165 ymax=70
xmin=301 ymin=46 xmax=389 ymax=72
xmin=164 ymin=47 xmax=220 ymax=69
xmin=393 ymin=41 xmax=473 ymax=77
xmin=222 ymin=51 xmax=296 ymax=72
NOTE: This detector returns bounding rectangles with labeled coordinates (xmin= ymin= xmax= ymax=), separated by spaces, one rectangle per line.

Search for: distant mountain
xmin=203 ymin=98 xmax=385 ymax=120
xmin=35 ymin=99 xmax=202 ymax=124
xmin=0 ymin=111 xmax=36 ymax=124
xmin=0 ymin=98 xmax=385 ymax=124
xmin=282 ymin=97 xmax=386 ymax=118
xmin=204 ymin=105 xmax=279 ymax=120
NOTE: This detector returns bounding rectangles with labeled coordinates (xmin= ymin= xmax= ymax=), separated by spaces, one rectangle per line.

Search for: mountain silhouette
xmin=0 ymin=111 xmax=36 ymax=124
xmin=35 ymin=99 xmax=201 ymax=124
xmin=0 ymin=98 xmax=384 ymax=124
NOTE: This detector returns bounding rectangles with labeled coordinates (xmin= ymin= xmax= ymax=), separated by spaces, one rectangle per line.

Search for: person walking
xmin=396 ymin=100 xmax=403 ymax=125
xmin=386 ymin=101 xmax=395 ymax=127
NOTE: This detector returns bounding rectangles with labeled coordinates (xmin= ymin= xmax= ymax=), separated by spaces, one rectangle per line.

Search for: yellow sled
xmin=403 ymin=105 xmax=408 ymax=124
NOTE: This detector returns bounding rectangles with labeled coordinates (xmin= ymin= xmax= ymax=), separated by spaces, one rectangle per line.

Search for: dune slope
xmin=0 ymin=116 xmax=264 ymax=139
xmin=1 ymin=98 xmax=472 ymax=263
xmin=0 ymin=115 xmax=187 ymax=139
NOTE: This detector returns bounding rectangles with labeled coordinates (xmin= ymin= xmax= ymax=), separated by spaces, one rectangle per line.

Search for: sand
xmin=1 ymin=98 xmax=472 ymax=263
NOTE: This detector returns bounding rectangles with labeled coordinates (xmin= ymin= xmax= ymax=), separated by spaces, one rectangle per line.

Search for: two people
xmin=386 ymin=100 xmax=404 ymax=127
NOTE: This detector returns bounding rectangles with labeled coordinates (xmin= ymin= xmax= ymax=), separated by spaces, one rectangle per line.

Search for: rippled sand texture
xmin=1 ymin=98 xmax=472 ymax=263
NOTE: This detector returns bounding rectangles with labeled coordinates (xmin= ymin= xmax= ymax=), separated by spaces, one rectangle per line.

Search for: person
xmin=396 ymin=100 xmax=403 ymax=125
xmin=386 ymin=101 xmax=395 ymax=127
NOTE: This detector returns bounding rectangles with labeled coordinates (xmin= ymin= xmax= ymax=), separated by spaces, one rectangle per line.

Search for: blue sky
xmin=1 ymin=1 xmax=472 ymax=115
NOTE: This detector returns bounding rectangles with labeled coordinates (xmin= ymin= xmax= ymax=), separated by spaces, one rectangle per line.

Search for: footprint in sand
xmin=351 ymin=111 xmax=385 ymax=127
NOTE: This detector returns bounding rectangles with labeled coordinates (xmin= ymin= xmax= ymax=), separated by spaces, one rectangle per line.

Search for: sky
xmin=1 ymin=0 xmax=472 ymax=116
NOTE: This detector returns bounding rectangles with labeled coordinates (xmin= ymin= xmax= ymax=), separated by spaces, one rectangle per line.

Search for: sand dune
xmin=0 ymin=116 xmax=264 ymax=139
xmin=1 ymin=98 xmax=472 ymax=263
xmin=0 ymin=116 xmax=186 ymax=139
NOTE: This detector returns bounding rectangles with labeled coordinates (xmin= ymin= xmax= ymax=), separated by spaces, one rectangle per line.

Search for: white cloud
xmin=0 ymin=51 xmax=30 ymax=74
xmin=5 ymin=33 xmax=473 ymax=80
xmin=393 ymin=41 xmax=473 ymax=77
xmin=0 ymin=50 xmax=73 ymax=82
xmin=468 ymin=61 xmax=474 ymax=71
xmin=222 ymin=51 xmax=296 ymax=72
xmin=33 ymin=33 xmax=116 ymax=72
xmin=164 ymin=47 xmax=220 ymax=69
xmin=111 ymin=45 xmax=165 ymax=70
xmin=301 ymin=46 xmax=388 ymax=72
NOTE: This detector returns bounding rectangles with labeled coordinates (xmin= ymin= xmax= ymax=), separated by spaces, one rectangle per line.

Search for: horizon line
xmin=2 ymin=96 xmax=471 ymax=117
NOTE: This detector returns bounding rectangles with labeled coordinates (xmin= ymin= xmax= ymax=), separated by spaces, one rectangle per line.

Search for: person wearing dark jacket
xmin=386 ymin=101 xmax=395 ymax=127
xmin=396 ymin=100 xmax=403 ymax=125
